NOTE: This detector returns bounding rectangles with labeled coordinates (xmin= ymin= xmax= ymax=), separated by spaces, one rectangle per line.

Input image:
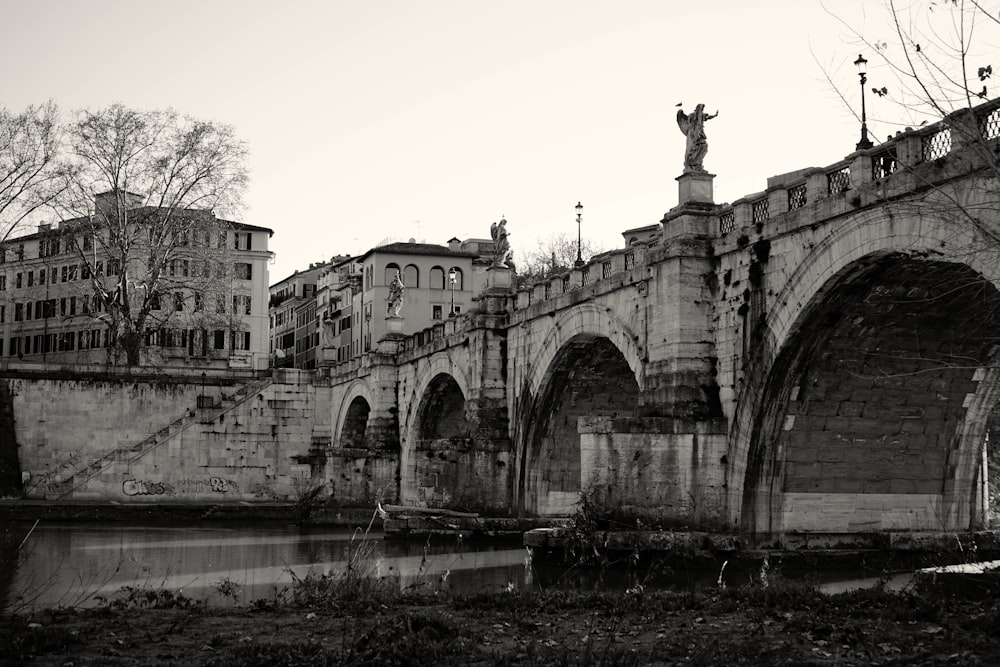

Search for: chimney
xmin=94 ymin=191 xmax=144 ymax=220
xmin=447 ymin=237 xmax=461 ymax=252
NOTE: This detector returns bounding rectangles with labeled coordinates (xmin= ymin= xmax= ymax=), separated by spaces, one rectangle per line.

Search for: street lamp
xmin=854 ymin=54 xmax=873 ymax=150
xmin=448 ymin=268 xmax=457 ymax=317
xmin=574 ymin=201 xmax=584 ymax=267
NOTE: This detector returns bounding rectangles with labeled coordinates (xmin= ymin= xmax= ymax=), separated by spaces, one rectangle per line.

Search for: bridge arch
xmin=517 ymin=304 xmax=644 ymax=516
xmin=399 ymin=352 xmax=473 ymax=506
xmin=334 ymin=380 xmax=376 ymax=449
xmin=730 ymin=208 xmax=1000 ymax=536
xmin=524 ymin=303 xmax=644 ymax=399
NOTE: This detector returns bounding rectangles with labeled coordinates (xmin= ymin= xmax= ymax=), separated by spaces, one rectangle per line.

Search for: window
xmin=234 ymin=232 xmax=252 ymax=250
xmin=232 ymin=295 xmax=251 ymax=315
xmin=213 ymin=329 xmax=226 ymax=349
xmin=217 ymin=295 xmax=226 ymax=314
xmin=68 ymin=265 xmax=77 ymax=281
xmin=234 ymin=262 xmax=253 ymax=280
xmin=150 ymin=292 xmax=162 ymax=310
xmin=27 ymin=272 xmax=33 ymax=287
xmin=404 ymin=264 xmax=419 ymax=287
xmin=83 ymin=235 xmax=92 ymax=251
xmin=194 ymin=292 xmax=203 ymax=311
xmin=449 ymin=267 xmax=464 ymax=290
xmin=15 ymin=273 xmax=21 ymax=289
xmin=384 ymin=263 xmax=400 ymax=286
xmin=38 ymin=269 xmax=45 ymax=285
xmin=174 ymin=292 xmax=184 ymax=311
xmin=0 ymin=275 xmax=5 ymax=290
xmin=69 ymin=297 xmax=76 ymax=316
xmin=0 ymin=305 xmax=4 ymax=323
xmin=432 ymin=305 xmax=443 ymax=319
xmin=60 ymin=266 xmax=67 ymax=283
xmin=454 ymin=305 xmax=462 ymax=315
xmin=231 ymin=330 xmax=251 ymax=350
xmin=430 ymin=266 xmax=445 ymax=289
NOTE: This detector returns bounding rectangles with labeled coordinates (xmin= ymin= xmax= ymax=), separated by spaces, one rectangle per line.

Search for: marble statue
xmin=676 ymin=104 xmax=718 ymax=173
xmin=387 ymin=270 xmax=405 ymax=317
xmin=490 ymin=217 xmax=511 ymax=268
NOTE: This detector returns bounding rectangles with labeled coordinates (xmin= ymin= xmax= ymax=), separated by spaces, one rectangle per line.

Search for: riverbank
xmin=4 ymin=581 xmax=1000 ymax=665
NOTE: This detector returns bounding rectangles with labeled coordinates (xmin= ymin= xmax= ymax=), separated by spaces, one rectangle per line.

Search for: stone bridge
xmin=325 ymin=99 xmax=1000 ymax=543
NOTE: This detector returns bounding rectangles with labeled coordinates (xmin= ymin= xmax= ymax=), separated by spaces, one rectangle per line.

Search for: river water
xmin=0 ymin=520 xmax=911 ymax=612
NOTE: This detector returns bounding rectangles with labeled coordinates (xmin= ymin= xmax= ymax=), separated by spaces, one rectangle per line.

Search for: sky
xmin=0 ymin=1 xmax=944 ymax=283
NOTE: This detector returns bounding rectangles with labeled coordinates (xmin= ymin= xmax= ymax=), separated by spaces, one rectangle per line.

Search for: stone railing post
xmin=732 ymin=198 xmax=752 ymax=231
xmin=946 ymin=107 xmax=980 ymax=152
xmin=893 ymin=130 xmax=923 ymax=169
xmin=767 ymin=187 xmax=787 ymax=219
xmin=848 ymin=151 xmax=873 ymax=190
xmin=804 ymin=168 xmax=825 ymax=204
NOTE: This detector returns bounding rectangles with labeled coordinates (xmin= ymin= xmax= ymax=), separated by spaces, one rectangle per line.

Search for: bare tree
xmin=0 ymin=102 xmax=64 ymax=244
xmin=515 ymin=232 xmax=606 ymax=286
xmin=51 ymin=104 xmax=249 ymax=366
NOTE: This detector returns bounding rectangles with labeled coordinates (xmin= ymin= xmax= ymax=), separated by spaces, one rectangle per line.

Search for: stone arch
xmin=334 ymin=380 xmax=376 ymax=449
xmin=524 ymin=303 xmax=644 ymax=401
xmin=729 ymin=209 xmax=1000 ymax=536
xmin=399 ymin=352 xmax=472 ymax=506
xmin=517 ymin=309 xmax=643 ymax=515
xmin=340 ymin=396 xmax=371 ymax=448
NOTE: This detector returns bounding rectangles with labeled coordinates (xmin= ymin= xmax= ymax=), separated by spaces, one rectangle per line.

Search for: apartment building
xmin=268 ymin=263 xmax=324 ymax=368
xmin=0 ymin=195 xmax=273 ymax=369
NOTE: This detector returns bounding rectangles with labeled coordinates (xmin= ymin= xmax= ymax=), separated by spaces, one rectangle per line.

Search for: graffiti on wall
xmin=176 ymin=477 xmax=239 ymax=494
xmin=122 ymin=477 xmax=237 ymax=497
xmin=122 ymin=479 xmax=175 ymax=496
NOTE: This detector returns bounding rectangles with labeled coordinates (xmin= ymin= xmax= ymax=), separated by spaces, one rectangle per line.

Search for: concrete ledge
xmin=384 ymin=516 xmax=569 ymax=540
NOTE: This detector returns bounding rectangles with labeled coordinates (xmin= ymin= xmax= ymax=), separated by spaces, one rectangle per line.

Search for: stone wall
xmin=10 ymin=371 xmax=328 ymax=503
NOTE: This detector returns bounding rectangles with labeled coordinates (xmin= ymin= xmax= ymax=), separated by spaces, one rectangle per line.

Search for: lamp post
xmin=574 ymin=201 xmax=584 ymax=267
xmin=448 ymin=268 xmax=457 ymax=317
xmin=854 ymin=54 xmax=873 ymax=150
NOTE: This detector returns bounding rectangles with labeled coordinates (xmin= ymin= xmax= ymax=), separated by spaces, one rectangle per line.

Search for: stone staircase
xmin=48 ymin=376 xmax=273 ymax=499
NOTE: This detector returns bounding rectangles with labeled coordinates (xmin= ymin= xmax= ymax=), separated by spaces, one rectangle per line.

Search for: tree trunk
xmin=121 ymin=330 xmax=142 ymax=366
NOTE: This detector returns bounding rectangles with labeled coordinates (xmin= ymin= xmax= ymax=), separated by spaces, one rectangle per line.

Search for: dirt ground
xmin=4 ymin=583 xmax=1000 ymax=666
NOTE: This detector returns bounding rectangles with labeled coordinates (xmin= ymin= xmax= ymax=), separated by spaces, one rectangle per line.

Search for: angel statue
xmin=676 ymin=104 xmax=718 ymax=173
xmin=490 ymin=217 xmax=511 ymax=268
xmin=387 ymin=270 xmax=405 ymax=317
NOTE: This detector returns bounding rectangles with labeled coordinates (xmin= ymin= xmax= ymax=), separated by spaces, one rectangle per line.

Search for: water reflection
xmin=0 ymin=521 xmax=534 ymax=611
xmin=0 ymin=521 xmax=916 ymax=612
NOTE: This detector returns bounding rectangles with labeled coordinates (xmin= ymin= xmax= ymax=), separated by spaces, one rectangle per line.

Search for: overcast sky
xmin=1 ymin=1 xmax=957 ymax=282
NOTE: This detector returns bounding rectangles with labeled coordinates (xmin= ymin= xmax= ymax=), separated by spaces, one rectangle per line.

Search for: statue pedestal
xmin=676 ymin=171 xmax=715 ymax=205
xmin=485 ymin=266 xmax=512 ymax=290
xmin=385 ymin=316 xmax=404 ymax=334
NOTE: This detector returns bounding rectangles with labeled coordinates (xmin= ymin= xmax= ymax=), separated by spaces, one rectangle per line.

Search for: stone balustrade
xmin=716 ymin=96 xmax=1000 ymax=238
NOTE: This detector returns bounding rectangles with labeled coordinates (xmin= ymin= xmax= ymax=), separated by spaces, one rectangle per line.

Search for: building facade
xmin=268 ymin=263 xmax=324 ymax=368
xmin=0 ymin=197 xmax=273 ymax=370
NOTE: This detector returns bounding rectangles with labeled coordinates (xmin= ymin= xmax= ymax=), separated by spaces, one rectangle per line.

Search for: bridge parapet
xmin=513 ymin=244 xmax=648 ymax=313
xmin=716 ymin=97 xmax=1000 ymax=245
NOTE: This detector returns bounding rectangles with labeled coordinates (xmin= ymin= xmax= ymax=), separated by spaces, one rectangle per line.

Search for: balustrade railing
xmin=719 ymin=210 xmax=735 ymax=235
xmin=827 ymin=166 xmax=850 ymax=194
xmin=787 ymin=183 xmax=807 ymax=210
xmin=871 ymin=147 xmax=898 ymax=180
xmin=752 ymin=198 xmax=769 ymax=224
xmin=982 ymin=107 xmax=1000 ymax=140
xmin=922 ymin=128 xmax=952 ymax=161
